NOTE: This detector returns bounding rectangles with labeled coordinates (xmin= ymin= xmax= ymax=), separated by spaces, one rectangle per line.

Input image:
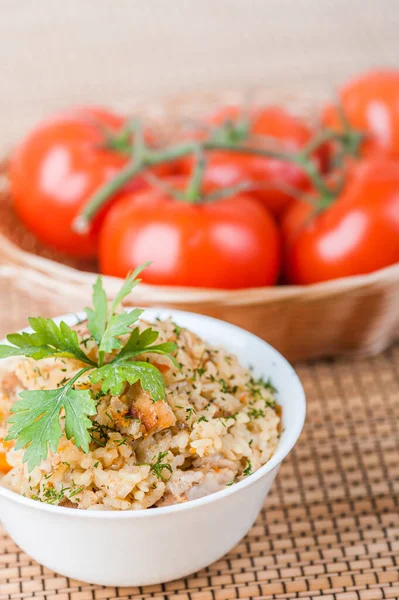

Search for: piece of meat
xmin=156 ymin=470 xmax=204 ymax=507
xmin=59 ymin=497 xmax=77 ymax=508
xmin=157 ymin=461 xmax=239 ymax=506
xmin=193 ymin=454 xmax=239 ymax=473
xmin=0 ymin=370 xmax=25 ymax=440
xmin=186 ymin=468 xmax=237 ymax=501
xmin=127 ymin=385 xmax=176 ymax=436
xmin=0 ymin=371 xmax=24 ymax=396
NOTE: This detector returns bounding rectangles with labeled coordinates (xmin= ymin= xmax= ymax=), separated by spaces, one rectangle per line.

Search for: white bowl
xmin=0 ymin=309 xmax=306 ymax=587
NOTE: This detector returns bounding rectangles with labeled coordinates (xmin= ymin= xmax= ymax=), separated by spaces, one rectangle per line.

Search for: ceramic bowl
xmin=0 ymin=309 xmax=306 ymax=586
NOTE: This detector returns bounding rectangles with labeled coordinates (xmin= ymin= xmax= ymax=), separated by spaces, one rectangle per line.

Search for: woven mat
xmin=0 ymin=276 xmax=398 ymax=600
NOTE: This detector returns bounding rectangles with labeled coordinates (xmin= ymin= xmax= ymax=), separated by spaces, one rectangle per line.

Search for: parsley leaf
xmin=5 ymin=368 xmax=96 ymax=471
xmin=122 ymin=326 xmax=159 ymax=352
xmin=116 ymin=327 xmax=178 ymax=367
xmin=85 ymin=276 xmax=108 ymax=345
xmin=86 ymin=264 xmax=149 ymax=359
xmin=90 ymin=361 xmax=165 ymax=399
xmin=110 ymin=263 xmax=148 ymax=313
xmin=99 ymin=309 xmax=144 ymax=354
xmin=0 ymin=337 xmax=54 ymax=360
xmin=0 ymin=318 xmax=94 ymax=365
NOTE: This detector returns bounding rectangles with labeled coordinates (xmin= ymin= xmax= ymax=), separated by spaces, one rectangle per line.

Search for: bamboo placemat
xmin=0 ymin=273 xmax=398 ymax=600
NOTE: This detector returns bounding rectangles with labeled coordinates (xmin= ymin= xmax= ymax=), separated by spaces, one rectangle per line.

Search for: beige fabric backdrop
xmin=1 ymin=0 xmax=399 ymax=152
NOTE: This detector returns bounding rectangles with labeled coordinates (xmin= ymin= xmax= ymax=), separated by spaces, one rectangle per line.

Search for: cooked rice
xmin=0 ymin=318 xmax=280 ymax=510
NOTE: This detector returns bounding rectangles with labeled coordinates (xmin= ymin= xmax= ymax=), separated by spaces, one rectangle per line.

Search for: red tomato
xmin=99 ymin=177 xmax=281 ymax=289
xmin=179 ymin=105 xmax=326 ymax=218
xmin=323 ymin=70 xmax=399 ymax=157
xmin=9 ymin=107 xmax=169 ymax=258
xmin=282 ymin=157 xmax=399 ymax=284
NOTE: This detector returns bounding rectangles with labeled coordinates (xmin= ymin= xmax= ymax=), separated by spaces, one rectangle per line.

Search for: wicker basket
xmin=0 ymin=91 xmax=398 ymax=361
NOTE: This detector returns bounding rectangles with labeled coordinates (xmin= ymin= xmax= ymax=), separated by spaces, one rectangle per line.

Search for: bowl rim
xmin=0 ymin=308 xmax=306 ymax=519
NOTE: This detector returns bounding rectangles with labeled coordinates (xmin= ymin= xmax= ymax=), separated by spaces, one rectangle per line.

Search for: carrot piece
xmin=0 ymin=452 xmax=11 ymax=474
xmin=153 ymin=362 xmax=170 ymax=374
xmin=0 ymin=440 xmax=13 ymax=474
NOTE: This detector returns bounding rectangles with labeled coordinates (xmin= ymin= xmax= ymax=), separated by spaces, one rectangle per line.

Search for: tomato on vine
xmin=323 ymin=70 xmax=399 ymax=158
xmin=9 ymin=107 xmax=171 ymax=258
xmin=179 ymin=105 xmax=328 ymax=218
xmin=282 ymin=157 xmax=399 ymax=284
xmin=99 ymin=176 xmax=282 ymax=289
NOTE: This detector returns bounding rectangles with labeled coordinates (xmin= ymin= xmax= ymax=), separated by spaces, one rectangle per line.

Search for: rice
xmin=0 ymin=318 xmax=280 ymax=510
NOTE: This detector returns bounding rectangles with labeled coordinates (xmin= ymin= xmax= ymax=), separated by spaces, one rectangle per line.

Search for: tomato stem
xmin=102 ymin=118 xmax=136 ymax=154
xmin=209 ymin=117 xmax=250 ymax=145
xmin=129 ymin=119 xmax=145 ymax=161
xmin=299 ymin=129 xmax=335 ymax=158
xmin=73 ymin=160 xmax=144 ymax=233
xmin=73 ymin=142 xmax=199 ymax=232
xmin=204 ymin=141 xmax=334 ymax=200
xmin=185 ymin=149 xmax=207 ymax=203
xmin=73 ymin=124 xmax=352 ymax=232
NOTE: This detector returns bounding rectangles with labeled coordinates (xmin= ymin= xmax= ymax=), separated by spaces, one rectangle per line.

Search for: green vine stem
xmin=185 ymin=150 xmax=207 ymax=203
xmin=73 ymin=141 xmax=200 ymax=233
xmin=72 ymin=125 xmax=357 ymax=233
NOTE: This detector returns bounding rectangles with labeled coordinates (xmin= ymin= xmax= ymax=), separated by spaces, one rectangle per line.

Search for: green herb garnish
xmin=172 ymin=323 xmax=181 ymax=337
xmin=148 ymin=451 xmax=173 ymax=482
xmin=243 ymin=459 xmax=253 ymax=477
xmin=2 ymin=266 xmax=177 ymax=471
xmin=248 ymin=408 xmax=266 ymax=420
xmin=219 ymin=378 xmax=238 ymax=395
xmin=247 ymin=375 xmax=277 ymax=402
xmin=185 ymin=407 xmax=197 ymax=420
xmin=6 ymin=369 xmax=95 ymax=471
xmin=197 ymin=416 xmax=209 ymax=423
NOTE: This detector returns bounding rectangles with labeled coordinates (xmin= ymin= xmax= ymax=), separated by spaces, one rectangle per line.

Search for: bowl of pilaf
xmin=0 ymin=271 xmax=305 ymax=586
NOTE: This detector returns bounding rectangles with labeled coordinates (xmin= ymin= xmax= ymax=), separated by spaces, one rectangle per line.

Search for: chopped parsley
xmin=89 ymin=421 xmax=117 ymax=447
xmin=243 ymin=459 xmax=253 ymax=477
xmin=185 ymin=407 xmax=197 ymax=420
xmin=148 ymin=451 xmax=172 ymax=482
xmin=172 ymin=323 xmax=182 ymax=336
xmin=193 ymin=367 xmax=206 ymax=380
xmin=68 ymin=486 xmax=84 ymax=498
xmin=219 ymin=379 xmax=238 ymax=395
xmin=246 ymin=376 xmax=277 ymax=406
xmin=33 ymin=481 xmax=83 ymax=505
xmin=248 ymin=407 xmax=265 ymax=419
xmin=197 ymin=416 xmax=209 ymax=423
